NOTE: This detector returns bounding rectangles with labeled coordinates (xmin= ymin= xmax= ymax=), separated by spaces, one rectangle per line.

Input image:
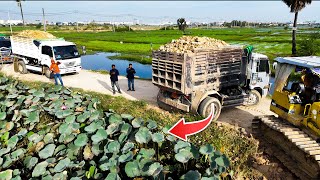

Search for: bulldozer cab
xmin=271 ymin=56 xmax=320 ymax=128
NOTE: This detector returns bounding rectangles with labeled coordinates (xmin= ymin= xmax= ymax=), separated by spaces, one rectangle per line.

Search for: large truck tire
xmin=43 ymin=66 xmax=52 ymax=79
xmin=17 ymin=60 xmax=28 ymax=74
xmin=198 ymin=97 xmax=221 ymax=120
xmin=246 ymin=89 xmax=261 ymax=106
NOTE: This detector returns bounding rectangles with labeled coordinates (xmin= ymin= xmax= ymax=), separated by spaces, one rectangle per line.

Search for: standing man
xmin=126 ymin=63 xmax=136 ymax=91
xmin=110 ymin=64 xmax=121 ymax=94
xmin=50 ymin=59 xmax=64 ymax=86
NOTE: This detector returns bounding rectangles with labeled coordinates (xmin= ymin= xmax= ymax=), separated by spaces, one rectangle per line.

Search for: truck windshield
xmin=0 ymin=40 xmax=11 ymax=48
xmin=53 ymin=45 xmax=80 ymax=60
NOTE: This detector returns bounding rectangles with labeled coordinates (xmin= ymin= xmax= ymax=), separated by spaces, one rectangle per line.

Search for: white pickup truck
xmin=11 ymin=36 xmax=82 ymax=78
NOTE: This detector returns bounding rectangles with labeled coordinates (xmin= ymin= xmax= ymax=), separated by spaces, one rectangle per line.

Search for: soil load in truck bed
xmin=152 ymin=36 xmax=244 ymax=95
xmin=16 ymin=30 xmax=57 ymax=39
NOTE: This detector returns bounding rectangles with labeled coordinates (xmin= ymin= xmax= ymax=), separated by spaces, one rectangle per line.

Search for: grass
xmin=1 ymin=26 xmax=319 ymax=65
xmin=1 ymin=72 xmax=260 ymax=179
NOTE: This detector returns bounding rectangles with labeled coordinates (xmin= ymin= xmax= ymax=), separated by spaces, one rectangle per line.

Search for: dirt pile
xmin=158 ymin=36 xmax=229 ymax=53
xmin=16 ymin=30 xmax=57 ymax=39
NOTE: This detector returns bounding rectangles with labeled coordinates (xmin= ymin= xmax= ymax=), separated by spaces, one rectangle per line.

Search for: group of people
xmin=49 ymin=59 xmax=136 ymax=95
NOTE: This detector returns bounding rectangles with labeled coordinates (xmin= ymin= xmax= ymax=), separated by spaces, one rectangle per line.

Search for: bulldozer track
xmin=252 ymin=116 xmax=320 ymax=180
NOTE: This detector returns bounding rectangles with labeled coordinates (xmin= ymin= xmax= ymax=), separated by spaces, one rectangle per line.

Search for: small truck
xmin=152 ymin=45 xmax=270 ymax=120
xmin=10 ymin=36 xmax=82 ymax=78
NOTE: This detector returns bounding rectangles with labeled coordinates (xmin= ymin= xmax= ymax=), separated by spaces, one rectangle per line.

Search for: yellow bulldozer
xmin=253 ymin=56 xmax=320 ymax=180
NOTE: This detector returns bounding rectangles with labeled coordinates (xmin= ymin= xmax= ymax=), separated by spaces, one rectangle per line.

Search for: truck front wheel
xmin=17 ymin=61 xmax=28 ymax=74
xmin=199 ymin=97 xmax=221 ymax=121
xmin=43 ymin=67 xmax=52 ymax=79
xmin=246 ymin=90 xmax=261 ymax=106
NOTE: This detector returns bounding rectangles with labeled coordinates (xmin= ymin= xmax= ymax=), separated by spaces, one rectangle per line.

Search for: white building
xmin=0 ymin=19 xmax=23 ymax=25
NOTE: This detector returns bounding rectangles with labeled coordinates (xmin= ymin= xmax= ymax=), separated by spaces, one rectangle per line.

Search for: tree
xmin=16 ymin=0 xmax=25 ymax=26
xmin=298 ymin=33 xmax=320 ymax=56
xmin=282 ymin=0 xmax=312 ymax=55
xmin=177 ymin=18 xmax=187 ymax=33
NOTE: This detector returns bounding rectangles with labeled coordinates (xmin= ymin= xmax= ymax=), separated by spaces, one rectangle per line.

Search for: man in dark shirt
xmin=126 ymin=63 xmax=136 ymax=91
xmin=110 ymin=64 xmax=121 ymax=94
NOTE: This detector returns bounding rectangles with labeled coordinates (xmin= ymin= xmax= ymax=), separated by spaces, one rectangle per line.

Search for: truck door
xmin=252 ymin=59 xmax=270 ymax=90
xmin=41 ymin=46 xmax=53 ymax=66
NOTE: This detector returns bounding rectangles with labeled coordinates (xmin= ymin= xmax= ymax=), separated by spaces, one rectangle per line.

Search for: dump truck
xmin=10 ymin=36 xmax=82 ymax=78
xmin=253 ymin=56 xmax=320 ymax=180
xmin=152 ymin=45 xmax=270 ymax=120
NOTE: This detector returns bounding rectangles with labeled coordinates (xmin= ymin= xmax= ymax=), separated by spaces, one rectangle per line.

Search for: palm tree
xmin=282 ymin=0 xmax=312 ymax=55
xmin=16 ymin=0 xmax=25 ymax=26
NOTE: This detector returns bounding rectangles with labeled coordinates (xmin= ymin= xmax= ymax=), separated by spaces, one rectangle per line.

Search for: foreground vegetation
xmin=0 ymin=73 xmax=260 ymax=179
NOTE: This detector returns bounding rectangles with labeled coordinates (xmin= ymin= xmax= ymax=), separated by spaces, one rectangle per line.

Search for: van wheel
xmin=246 ymin=90 xmax=261 ymax=106
xmin=199 ymin=97 xmax=222 ymax=120
xmin=43 ymin=67 xmax=52 ymax=79
xmin=17 ymin=61 xmax=28 ymax=74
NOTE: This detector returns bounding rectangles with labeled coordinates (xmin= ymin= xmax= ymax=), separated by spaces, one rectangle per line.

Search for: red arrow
xmin=168 ymin=104 xmax=215 ymax=141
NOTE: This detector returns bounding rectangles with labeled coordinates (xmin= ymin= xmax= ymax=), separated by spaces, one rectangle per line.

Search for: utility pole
xmin=42 ymin=8 xmax=46 ymax=31
xmin=7 ymin=11 xmax=13 ymax=35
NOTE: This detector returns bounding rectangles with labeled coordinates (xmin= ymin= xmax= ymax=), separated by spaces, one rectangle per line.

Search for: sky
xmin=0 ymin=1 xmax=319 ymax=24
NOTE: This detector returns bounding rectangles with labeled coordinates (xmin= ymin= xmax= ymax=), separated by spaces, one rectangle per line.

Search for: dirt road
xmin=0 ymin=64 xmax=274 ymax=132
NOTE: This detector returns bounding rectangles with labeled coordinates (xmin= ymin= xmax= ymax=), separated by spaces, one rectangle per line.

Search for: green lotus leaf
xmin=74 ymin=133 xmax=88 ymax=147
xmin=26 ymin=111 xmax=39 ymax=124
xmin=201 ymin=176 xmax=219 ymax=180
xmin=46 ymin=157 xmax=56 ymax=164
xmin=91 ymin=129 xmax=107 ymax=144
xmin=43 ymin=133 xmax=54 ymax=144
xmin=54 ymin=158 xmax=71 ymax=173
xmin=200 ymin=144 xmax=215 ymax=155
xmin=105 ymin=173 xmax=121 ymax=180
xmin=70 ymin=177 xmax=81 ymax=180
xmin=54 ymin=144 xmax=66 ymax=155
xmin=65 ymin=115 xmax=76 ymax=124
xmin=63 ymin=134 xmax=76 ymax=144
xmin=125 ymin=160 xmax=141 ymax=178
xmin=106 ymin=123 xmax=121 ymax=135
xmin=69 ymin=160 xmax=85 ymax=169
xmin=28 ymin=133 xmax=43 ymax=143
xmin=135 ymin=127 xmax=152 ymax=144
xmin=152 ymin=132 xmax=165 ymax=143
xmin=131 ymin=118 xmax=144 ymax=128
xmin=105 ymin=141 xmax=120 ymax=154
xmin=2 ymin=154 xmax=12 ymax=168
xmin=121 ymin=114 xmax=134 ymax=121
xmin=3 ymin=100 xmax=15 ymax=107
xmin=53 ymin=171 xmax=68 ymax=180
xmin=118 ymin=133 xmax=127 ymax=145
xmin=121 ymin=142 xmax=135 ymax=154
xmin=89 ymin=110 xmax=100 ymax=121
xmin=84 ymin=122 xmax=99 ymax=133
xmin=39 ymin=144 xmax=56 ymax=159
xmin=218 ymin=166 xmax=226 ymax=173
xmin=28 ymin=89 xmax=37 ymax=94
xmin=86 ymin=166 xmax=96 ymax=179
xmin=185 ymin=145 xmax=200 ymax=159
xmin=137 ymin=148 xmax=155 ymax=160
xmin=32 ymin=96 xmax=40 ymax=103
xmin=99 ymin=155 xmax=109 ymax=164
xmin=42 ymin=175 xmax=53 ymax=180
xmin=54 ymin=85 xmax=62 ymax=92
xmin=119 ymin=151 xmax=133 ymax=163
xmin=147 ymin=120 xmax=157 ymax=130
xmin=4 ymin=122 xmax=14 ymax=132
xmin=1 ymin=132 xmax=9 ymax=143
xmin=210 ymin=161 xmax=217 ymax=170
xmin=17 ymin=128 xmax=28 ymax=137
xmin=180 ymin=170 xmax=201 ymax=180
xmin=0 ymin=169 xmax=13 ymax=180
xmin=23 ymin=156 xmax=38 ymax=170
xmin=58 ymin=123 xmax=72 ymax=135
xmin=11 ymin=148 xmax=25 ymax=160
xmin=65 ymin=99 xmax=75 ymax=108
xmin=175 ymin=149 xmax=193 ymax=163
xmin=7 ymin=94 xmax=18 ymax=99
xmin=139 ymin=158 xmax=153 ymax=176
xmin=91 ymin=143 xmax=102 ymax=156
xmin=99 ymin=163 xmax=109 ymax=171
xmin=66 ymin=143 xmax=80 ymax=160
xmin=33 ymin=90 xmax=45 ymax=98
xmin=77 ymin=113 xmax=89 ymax=123
xmin=12 ymin=169 xmax=20 ymax=176
xmin=0 ymin=148 xmax=10 ymax=157
xmin=7 ymin=135 xmax=19 ymax=149
xmin=0 ymin=112 xmax=6 ymax=120
xmin=120 ymin=123 xmax=132 ymax=135
xmin=174 ymin=140 xmax=191 ymax=153
xmin=148 ymin=162 xmax=163 ymax=177
xmin=32 ymin=161 xmax=48 ymax=177
xmin=48 ymin=93 xmax=60 ymax=100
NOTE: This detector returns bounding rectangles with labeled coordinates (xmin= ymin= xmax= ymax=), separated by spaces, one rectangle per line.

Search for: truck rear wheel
xmin=246 ymin=90 xmax=261 ymax=106
xmin=17 ymin=60 xmax=28 ymax=74
xmin=199 ymin=97 xmax=221 ymax=120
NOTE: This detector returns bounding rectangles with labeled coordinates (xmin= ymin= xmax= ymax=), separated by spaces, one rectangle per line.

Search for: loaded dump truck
xmin=152 ymin=36 xmax=270 ymax=120
xmin=10 ymin=30 xmax=81 ymax=78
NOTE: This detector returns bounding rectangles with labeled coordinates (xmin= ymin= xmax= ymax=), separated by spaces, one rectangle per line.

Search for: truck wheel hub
xmin=248 ymin=93 xmax=257 ymax=104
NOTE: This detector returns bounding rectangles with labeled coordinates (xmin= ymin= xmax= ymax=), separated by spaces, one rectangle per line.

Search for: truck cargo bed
xmin=152 ymin=46 xmax=244 ymax=94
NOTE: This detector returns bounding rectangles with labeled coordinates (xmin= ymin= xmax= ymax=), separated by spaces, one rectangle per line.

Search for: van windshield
xmin=53 ymin=45 xmax=80 ymax=60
